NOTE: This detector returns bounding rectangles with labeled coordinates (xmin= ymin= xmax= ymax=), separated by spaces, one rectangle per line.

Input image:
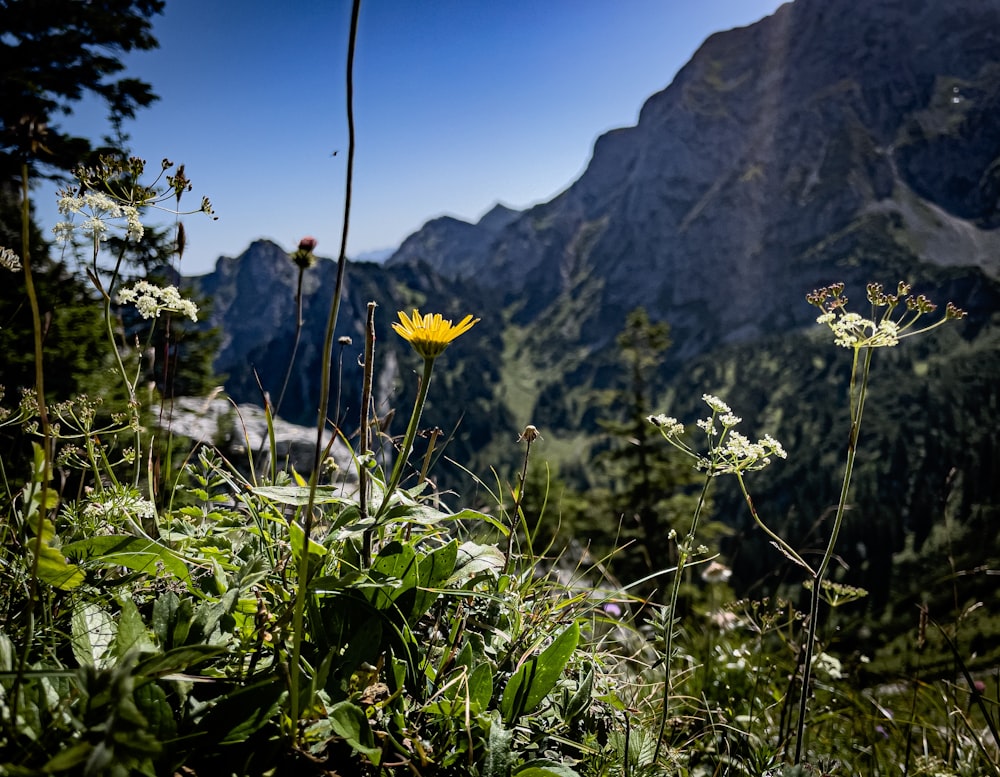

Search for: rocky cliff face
xmin=387 ymin=0 xmax=1000 ymax=356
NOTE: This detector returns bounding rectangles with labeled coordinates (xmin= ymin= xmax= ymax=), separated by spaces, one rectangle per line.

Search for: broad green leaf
xmin=151 ymin=591 xmax=179 ymax=647
xmin=367 ymin=541 xmax=418 ymax=610
xmin=329 ymin=701 xmax=381 ymax=765
xmin=288 ymin=519 xmax=328 ymax=559
xmin=444 ymin=541 xmax=505 ymax=586
xmin=252 ymin=484 xmax=354 ymax=506
xmin=409 ymin=540 xmax=458 ymax=620
xmin=114 ymin=597 xmax=155 ymax=658
xmin=515 ymin=766 xmax=582 ymax=777
xmin=484 ymin=712 xmax=513 ymax=777
xmin=134 ymin=681 xmax=177 ymax=742
xmin=135 ymin=644 xmax=227 ymax=678
xmin=149 ymin=592 xmax=195 ymax=649
xmin=31 ymin=541 xmax=85 ymax=590
xmin=501 ymin=623 xmax=580 ymax=723
xmin=63 ymin=535 xmax=192 ymax=588
xmin=564 ymin=660 xmax=594 ymax=721
xmin=172 ymin=597 xmax=194 ymax=647
xmin=380 ymin=502 xmax=450 ymax=526
xmin=42 ymin=742 xmax=93 ymax=772
xmin=189 ymin=588 xmax=238 ymax=642
xmin=468 ymin=663 xmax=494 ymax=710
xmin=71 ymin=603 xmax=116 ymax=667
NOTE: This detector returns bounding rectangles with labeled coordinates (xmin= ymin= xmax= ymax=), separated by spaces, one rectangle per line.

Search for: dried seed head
xmin=518 ymin=424 xmax=541 ymax=443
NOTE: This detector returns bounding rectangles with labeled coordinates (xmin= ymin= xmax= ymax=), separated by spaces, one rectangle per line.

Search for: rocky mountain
xmin=187 ymin=0 xmax=1000 ymax=628
xmin=389 ymin=0 xmax=1000 ymax=357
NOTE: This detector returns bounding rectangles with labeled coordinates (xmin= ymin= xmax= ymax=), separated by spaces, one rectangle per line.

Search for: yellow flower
xmin=392 ymin=309 xmax=479 ymax=359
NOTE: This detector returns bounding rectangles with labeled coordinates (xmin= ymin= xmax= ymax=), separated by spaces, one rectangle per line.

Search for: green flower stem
xmin=12 ymin=161 xmax=52 ymax=731
xmin=375 ymin=355 xmax=436 ymax=522
xmin=274 ymin=264 xmax=306 ymax=418
xmin=360 ymin=302 xmax=377 ymax=565
xmin=735 ymin=472 xmax=813 ymax=575
xmin=653 ymin=470 xmax=713 ymax=764
xmin=792 ymin=344 xmax=873 ymax=763
xmin=502 ymin=434 xmax=536 ymax=575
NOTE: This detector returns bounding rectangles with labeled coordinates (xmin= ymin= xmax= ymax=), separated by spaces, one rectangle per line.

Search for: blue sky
xmin=37 ymin=0 xmax=787 ymax=275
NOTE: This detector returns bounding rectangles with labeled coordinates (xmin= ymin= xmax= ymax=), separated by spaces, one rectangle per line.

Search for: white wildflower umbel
xmin=807 ymin=281 xmax=966 ymax=350
xmin=54 ymin=190 xmax=145 ymax=244
xmin=1 ymin=246 xmax=22 ymax=272
xmin=649 ymin=393 xmax=786 ymax=477
xmin=117 ymin=280 xmax=199 ymax=322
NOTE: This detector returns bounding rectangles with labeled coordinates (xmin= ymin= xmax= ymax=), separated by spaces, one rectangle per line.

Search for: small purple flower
xmin=291 ymin=236 xmax=318 ymax=269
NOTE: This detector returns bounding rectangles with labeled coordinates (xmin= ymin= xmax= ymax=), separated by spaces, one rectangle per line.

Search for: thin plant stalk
xmin=503 ymin=429 xmax=538 ymax=575
xmin=10 ymin=161 xmax=52 ymax=730
xmin=374 ymin=355 xmax=435 ymax=522
xmin=793 ymin=344 xmax=874 ymax=764
xmin=653 ymin=471 xmax=713 ymax=764
xmin=288 ymin=0 xmax=361 ymax=741
xmin=274 ymin=263 xmax=306 ymax=417
xmin=359 ymin=302 xmax=376 ymax=565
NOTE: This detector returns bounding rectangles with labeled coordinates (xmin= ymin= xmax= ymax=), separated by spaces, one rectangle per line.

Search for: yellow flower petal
xmin=392 ymin=308 xmax=480 ymax=359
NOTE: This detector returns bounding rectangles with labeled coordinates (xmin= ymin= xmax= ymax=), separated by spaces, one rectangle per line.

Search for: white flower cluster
xmin=819 ymin=311 xmax=900 ymax=348
xmin=649 ymin=393 xmax=786 ymax=476
xmin=647 ymin=413 xmax=685 ymax=438
xmin=0 ymin=246 xmax=21 ymax=272
xmin=54 ymin=191 xmax=144 ymax=243
xmin=83 ymin=487 xmax=157 ymax=525
xmin=709 ymin=429 xmax=787 ymax=475
xmin=117 ymin=280 xmax=199 ymax=321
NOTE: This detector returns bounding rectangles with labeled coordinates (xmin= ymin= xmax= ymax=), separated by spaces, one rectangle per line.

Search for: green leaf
xmin=564 ymin=660 xmax=594 ymax=721
xmin=189 ymin=588 xmax=238 ymax=643
xmin=468 ymin=663 xmax=494 ymax=710
xmin=501 ymin=623 xmax=580 ymax=723
xmin=114 ymin=597 xmax=155 ymax=659
xmin=515 ymin=765 xmax=582 ymax=777
xmin=409 ymin=539 xmax=458 ymax=620
xmin=252 ymin=484 xmax=354 ymax=506
xmin=329 ymin=701 xmax=382 ymax=765
xmin=149 ymin=592 xmax=195 ymax=649
xmin=448 ymin=507 xmax=509 ymax=534
xmin=367 ymin=541 xmax=418 ymax=610
xmin=42 ymin=742 xmax=93 ymax=772
xmin=31 ymin=540 xmax=85 ymax=590
xmin=484 ymin=712 xmax=513 ymax=777
xmin=135 ymin=644 xmax=228 ymax=678
xmin=444 ymin=541 xmax=505 ymax=586
xmin=151 ymin=592 xmax=179 ymax=647
xmin=134 ymin=681 xmax=177 ymax=742
xmin=288 ymin=519 xmax=328 ymax=559
xmin=195 ymin=679 xmax=284 ymax=744
xmin=63 ymin=535 xmax=192 ymax=587
xmin=71 ymin=602 xmax=116 ymax=667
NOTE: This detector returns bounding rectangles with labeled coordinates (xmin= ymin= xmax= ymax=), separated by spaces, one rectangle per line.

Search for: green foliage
xmin=0 ymin=0 xmax=164 ymax=178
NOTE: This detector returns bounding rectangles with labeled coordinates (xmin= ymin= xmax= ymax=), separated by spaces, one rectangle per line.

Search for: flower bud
xmin=518 ymin=424 xmax=541 ymax=443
